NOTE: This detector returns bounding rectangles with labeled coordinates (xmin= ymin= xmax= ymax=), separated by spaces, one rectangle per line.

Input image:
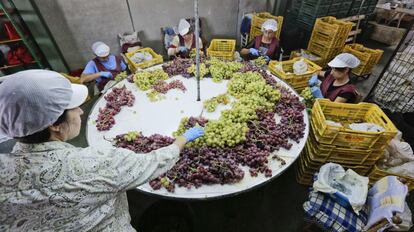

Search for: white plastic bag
xmin=313 ymin=163 xmax=369 ymax=213
xmin=293 ymin=58 xmax=308 ymax=74
xmin=325 ymin=120 xmax=342 ymax=127
xmin=387 ymin=161 xmax=414 ymax=178
xmin=349 ymin=122 xmax=385 ymax=132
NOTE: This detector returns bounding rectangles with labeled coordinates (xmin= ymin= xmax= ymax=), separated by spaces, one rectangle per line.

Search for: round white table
xmin=86 ymin=65 xmax=309 ymax=200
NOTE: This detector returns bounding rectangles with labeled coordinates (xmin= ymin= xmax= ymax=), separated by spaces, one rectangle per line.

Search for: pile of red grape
xmin=114 ymin=132 xmax=175 ymax=153
xmin=95 ymin=85 xmax=135 ymax=131
xmin=153 ymin=80 xmax=187 ymax=94
xmin=162 ymin=57 xmax=194 ymax=77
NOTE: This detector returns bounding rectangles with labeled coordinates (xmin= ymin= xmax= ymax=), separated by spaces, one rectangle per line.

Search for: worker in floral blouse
xmin=0 ymin=69 xmax=204 ymax=231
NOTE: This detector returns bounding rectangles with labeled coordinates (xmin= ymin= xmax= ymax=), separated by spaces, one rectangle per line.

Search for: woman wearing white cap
xmin=308 ymin=53 xmax=360 ymax=103
xmin=0 ymin=70 xmax=204 ymax=231
xmin=167 ymin=18 xmax=203 ymax=59
xmin=240 ymin=18 xmax=281 ymax=62
xmin=81 ymin=41 xmax=128 ymax=92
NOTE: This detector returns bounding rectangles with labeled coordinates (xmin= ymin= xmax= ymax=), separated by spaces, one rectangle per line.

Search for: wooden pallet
xmin=341 ymin=15 xmax=366 ymax=43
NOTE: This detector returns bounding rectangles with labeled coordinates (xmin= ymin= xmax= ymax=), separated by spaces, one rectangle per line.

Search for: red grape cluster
xmin=152 ymin=80 xmax=187 ymax=94
xmin=114 ymin=133 xmax=175 ymax=153
xmin=95 ymin=85 xmax=135 ymax=131
xmin=162 ymin=57 xmax=194 ymax=77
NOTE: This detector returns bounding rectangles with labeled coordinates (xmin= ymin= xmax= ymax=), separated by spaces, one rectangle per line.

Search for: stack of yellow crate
xmin=296 ymin=99 xmax=398 ymax=185
xmin=343 ymin=43 xmax=383 ymax=76
xmin=307 ymin=16 xmax=354 ymax=67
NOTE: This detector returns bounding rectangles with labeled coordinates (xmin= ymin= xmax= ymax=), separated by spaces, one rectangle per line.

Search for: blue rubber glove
xmin=308 ymin=74 xmax=319 ymax=87
xmin=311 ymin=86 xmax=324 ymax=98
xmin=178 ymin=46 xmax=188 ymax=53
xmin=263 ymin=55 xmax=270 ymax=62
xmin=249 ymin=48 xmax=259 ymax=56
xmin=183 ymin=127 xmax=204 ymax=142
xmin=100 ymin=71 xmax=113 ymax=78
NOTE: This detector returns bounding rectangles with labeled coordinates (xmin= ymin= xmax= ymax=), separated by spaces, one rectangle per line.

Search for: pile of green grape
xmin=123 ymin=131 xmax=141 ymax=142
xmin=200 ymin=120 xmax=248 ymax=147
xmin=115 ymin=71 xmax=128 ymax=82
xmin=206 ymin=58 xmax=243 ymax=82
xmin=187 ymin=63 xmax=209 ymax=79
xmin=203 ymin=94 xmax=230 ymax=112
xmin=300 ymin=87 xmax=315 ymax=109
xmin=133 ymin=69 xmax=169 ymax=91
xmin=189 ymin=48 xmax=205 ymax=58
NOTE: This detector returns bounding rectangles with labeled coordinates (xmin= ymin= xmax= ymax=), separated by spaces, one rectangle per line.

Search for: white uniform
xmin=0 ymin=141 xmax=180 ymax=231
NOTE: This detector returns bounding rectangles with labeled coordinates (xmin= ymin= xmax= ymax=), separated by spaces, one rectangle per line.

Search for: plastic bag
xmin=349 ymin=122 xmax=385 ymax=132
xmin=325 ymin=120 xmax=342 ymax=127
xmin=387 ymin=161 xmax=414 ymax=178
xmin=293 ymin=58 xmax=308 ymax=74
xmin=313 ymin=163 xmax=369 ymax=214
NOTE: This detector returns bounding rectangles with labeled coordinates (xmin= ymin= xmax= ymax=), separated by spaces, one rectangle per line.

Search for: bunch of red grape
xmin=153 ymin=80 xmax=187 ymax=94
xmin=114 ymin=131 xmax=175 ymax=153
xmin=95 ymin=85 xmax=135 ymax=131
xmin=162 ymin=57 xmax=194 ymax=77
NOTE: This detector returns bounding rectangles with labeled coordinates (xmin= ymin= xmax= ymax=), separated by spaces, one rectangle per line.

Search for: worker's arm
xmin=167 ymin=36 xmax=180 ymax=56
xmin=80 ymin=72 xmax=102 ymax=83
xmin=240 ymin=39 xmax=255 ymax=56
xmin=317 ymin=70 xmax=327 ymax=79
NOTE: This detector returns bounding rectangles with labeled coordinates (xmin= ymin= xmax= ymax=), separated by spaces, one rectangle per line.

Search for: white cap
xmin=262 ymin=19 xmax=278 ymax=32
xmin=178 ymin=18 xmax=191 ymax=36
xmin=92 ymin=41 xmax=110 ymax=57
xmin=328 ymin=53 xmax=360 ymax=69
xmin=0 ymin=70 xmax=88 ymax=137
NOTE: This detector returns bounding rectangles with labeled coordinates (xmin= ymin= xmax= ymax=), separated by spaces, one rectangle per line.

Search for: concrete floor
xmin=1 ymin=39 xmax=413 ymax=232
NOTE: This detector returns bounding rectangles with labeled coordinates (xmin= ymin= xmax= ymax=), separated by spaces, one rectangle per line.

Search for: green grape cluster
xmin=134 ymin=69 xmax=169 ymax=91
xmin=254 ymin=56 xmax=267 ymax=67
xmin=123 ymin=131 xmax=141 ymax=142
xmin=203 ymin=94 xmax=230 ymax=112
xmin=233 ymin=95 xmax=274 ymax=112
xmin=146 ymin=90 xmax=166 ymax=102
xmin=187 ymin=63 xmax=209 ymax=79
xmin=202 ymin=120 xmax=248 ymax=147
xmin=189 ymin=48 xmax=204 ymax=58
xmin=173 ymin=117 xmax=189 ymax=137
xmin=300 ymin=87 xmax=315 ymax=108
xmin=206 ymin=58 xmax=243 ymax=82
xmin=220 ymin=104 xmax=257 ymax=123
xmin=227 ymin=72 xmax=264 ymax=98
xmin=115 ymin=71 xmax=128 ymax=82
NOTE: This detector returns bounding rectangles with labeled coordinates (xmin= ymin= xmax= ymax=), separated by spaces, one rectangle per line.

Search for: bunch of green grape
xmin=189 ymin=48 xmax=204 ymax=58
xmin=115 ymin=71 xmax=128 ymax=82
xmin=254 ymin=56 xmax=267 ymax=67
xmin=220 ymin=104 xmax=257 ymax=123
xmin=203 ymin=94 xmax=230 ymax=112
xmin=123 ymin=131 xmax=141 ymax=142
xmin=202 ymin=120 xmax=248 ymax=147
xmin=233 ymin=95 xmax=274 ymax=112
xmin=206 ymin=58 xmax=243 ymax=82
xmin=300 ymin=87 xmax=315 ymax=109
xmin=187 ymin=63 xmax=209 ymax=79
xmin=146 ymin=90 xmax=166 ymax=102
xmin=134 ymin=69 xmax=169 ymax=91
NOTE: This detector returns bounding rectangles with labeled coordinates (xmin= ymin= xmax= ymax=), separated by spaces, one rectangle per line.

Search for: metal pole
xmin=194 ymin=0 xmax=201 ymax=101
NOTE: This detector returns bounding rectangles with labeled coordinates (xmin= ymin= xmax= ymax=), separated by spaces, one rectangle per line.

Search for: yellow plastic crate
xmin=125 ymin=47 xmax=163 ymax=73
xmin=368 ymin=165 xmax=414 ymax=191
xmin=206 ymin=39 xmax=235 ymax=61
xmin=250 ymin=12 xmax=283 ymax=40
xmin=312 ymin=16 xmax=354 ymax=40
xmin=307 ymin=127 xmax=384 ymax=166
xmin=311 ymin=99 xmax=398 ymax=150
xmin=307 ymin=41 xmax=342 ymax=61
xmin=268 ymin=57 xmax=322 ymax=92
xmin=309 ymin=31 xmax=349 ymax=48
xmin=343 ymin=44 xmax=383 ymax=76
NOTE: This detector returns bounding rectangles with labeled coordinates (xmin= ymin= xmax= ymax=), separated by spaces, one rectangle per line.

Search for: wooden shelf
xmin=0 ymin=61 xmax=36 ymax=70
xmin=0 ymin=38 xmax=22 ymax=44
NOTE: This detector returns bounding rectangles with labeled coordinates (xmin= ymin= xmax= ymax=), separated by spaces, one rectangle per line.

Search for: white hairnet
xmin=262 ymin=19 xmax=278 ymax=32
xmin=92 ymin=41 xmax=110 ymax=57
xmin=0 ymin=70 xmax=88 ymax=137
xmin=178 ymin=18 xmax=191 ymax=36
xmin=328 ymin=53 xmax=360 ymax=69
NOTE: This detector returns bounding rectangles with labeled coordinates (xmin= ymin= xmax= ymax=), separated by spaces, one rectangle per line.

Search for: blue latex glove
xmin=100 ymin=71 xmax=113 ymax=78
xmin=249 ymin=48 xmax=259 ymax=56
xmin=308 ymin=74 xmax=319 ymax=87
xmin=183 ymin=127 xmax=204 ymax=142
xmin=178 ymin=46 xmax=188 ymax=53
xmin=311 ymin=86 xmax=324 ymax=98
xmin=165 ymin=27 xmax=175 ymax=35
xmin=263 ymin=55 xmax=270 ymax=62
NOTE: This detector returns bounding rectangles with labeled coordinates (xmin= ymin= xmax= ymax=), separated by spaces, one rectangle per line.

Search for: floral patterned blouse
xmin=0 ymin=141 xmax=180 ymax=231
